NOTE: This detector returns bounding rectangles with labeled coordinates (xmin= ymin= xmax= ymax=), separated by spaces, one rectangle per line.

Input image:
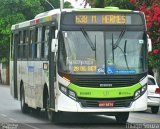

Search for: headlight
xmin=60 ymin=86 xmax=67 ymax=94
xmin=141 ymin=84 xmax=147 ymax=93
xmin=68 ymin=90 xmax=76 ymax=100
xmin=59 ymin=83 xmax=77 ymax=100
xmin=135 ymin=90 xmax=141 ymax=100
xmin=134 ymin=84 xmax=147 ymax=100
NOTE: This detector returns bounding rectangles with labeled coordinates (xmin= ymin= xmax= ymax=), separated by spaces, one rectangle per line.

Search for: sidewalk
xmin=0 ymin=84 xmax=10 ymax=87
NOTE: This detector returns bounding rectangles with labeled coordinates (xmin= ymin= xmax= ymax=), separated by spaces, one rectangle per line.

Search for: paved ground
xmin=0 ymin=85 xmax=160 ymax=129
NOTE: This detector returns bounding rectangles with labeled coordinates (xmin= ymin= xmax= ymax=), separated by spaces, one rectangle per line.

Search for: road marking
xmin=130 ymin=115 xmax=160 ymax=123
xmin=9 ymin=118 xmax=17 ymax=122
xmin=1 ymin=114 xmax=18 ymax=122
xmin=1 ymin=114 xmax=7 ymax=117
xmin=23 ymin=123 xmax=40 ymax=129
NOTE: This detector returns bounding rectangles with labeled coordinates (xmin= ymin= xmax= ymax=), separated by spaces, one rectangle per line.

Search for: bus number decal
xmin=75 ymin=15 xmax=88 ymax=24
xmin=73 ymin=65 xmax=96 ymax=72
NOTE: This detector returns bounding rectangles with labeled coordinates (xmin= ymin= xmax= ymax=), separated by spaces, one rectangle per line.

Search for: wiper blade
xmin=112 ymin=33 xmax=115 ymax=64
xmin=80 ymin=28 xmax=96 ymax=51
xmin=124 ymin=40 xmax=129 ymax=70
xmin=113 ymin=28 xmax=126 ymax=49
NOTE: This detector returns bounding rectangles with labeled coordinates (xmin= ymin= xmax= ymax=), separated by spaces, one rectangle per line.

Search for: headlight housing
xmin=59 ymin=83 xmax=77 ymax=101
xmin=134 ymin=84 xmax=147 ymax=100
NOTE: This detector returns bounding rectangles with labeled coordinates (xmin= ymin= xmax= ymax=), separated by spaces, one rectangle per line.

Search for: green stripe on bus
xmin=68 ymin=83 xmax=141 ymax=98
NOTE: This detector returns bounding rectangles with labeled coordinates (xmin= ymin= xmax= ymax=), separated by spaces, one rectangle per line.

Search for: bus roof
xmin=11 ymin=7 xmax=137 ymax=31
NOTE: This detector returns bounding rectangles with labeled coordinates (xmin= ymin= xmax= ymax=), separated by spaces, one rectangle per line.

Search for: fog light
xmin=141 ymin=85 xmax=147 ymax=93
xmin=134 ymin=84 xmax=147 ymax=100
xmin=60 ymin=86 xmax=67 ymax=94
xmin=59 ymin=83 xmax=77 ymax=101
xmin=135 ymin=90 xmax=141 ymax=99
xmin=69 ymin=90 xmax=76 ymax=100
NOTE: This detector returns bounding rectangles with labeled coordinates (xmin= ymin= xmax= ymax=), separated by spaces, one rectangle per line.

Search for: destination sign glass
xmin=75 ymin=15 xmax=131 ymax=25
xmin=62 ymin=12 xmax=143 ymax=25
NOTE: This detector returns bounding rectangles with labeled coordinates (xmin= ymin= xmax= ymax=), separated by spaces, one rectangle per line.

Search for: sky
xmin=64 ymin=0 xmax=90 ymax=8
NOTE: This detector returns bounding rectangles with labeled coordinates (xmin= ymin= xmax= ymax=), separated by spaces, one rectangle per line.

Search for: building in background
xmin=0 ymin=63 xmax=9 ymax=85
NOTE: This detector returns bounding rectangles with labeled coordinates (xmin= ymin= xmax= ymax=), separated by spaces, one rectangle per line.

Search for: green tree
xmin=87 ymin=0 xmax=105 ymax=8
xmin=0 ymin=0 xmax=46 ymax=63
xmin=40 ymin=0 xmax=60 ymax=11
xmin=87 ymin=0 xmax=135 ymax=9
xmin=64 ymin=1 xmax=73 ymax=8
xmin=0 ymin=0 xmax=25 ymax=63
xmin=105 ymin=0 xmax=135 ymax=9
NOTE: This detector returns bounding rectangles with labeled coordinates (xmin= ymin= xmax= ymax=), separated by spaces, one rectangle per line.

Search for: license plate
xmin=98 ymin=101 xmax=114 ymax=107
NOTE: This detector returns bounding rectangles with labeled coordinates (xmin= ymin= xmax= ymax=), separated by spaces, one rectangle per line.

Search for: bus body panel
xmin=15 ymin=60 xmax=49 ymax=109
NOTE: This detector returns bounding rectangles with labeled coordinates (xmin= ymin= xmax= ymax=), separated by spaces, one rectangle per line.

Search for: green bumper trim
xmin=68 ymin=83 xmax=141 ymax=98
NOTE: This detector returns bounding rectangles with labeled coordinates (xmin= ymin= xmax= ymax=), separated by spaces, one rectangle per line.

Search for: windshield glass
xmin=58 ymin=31 xmax=146 ymax=75
xmin=106 ymin=31 xmax=145 ymax=74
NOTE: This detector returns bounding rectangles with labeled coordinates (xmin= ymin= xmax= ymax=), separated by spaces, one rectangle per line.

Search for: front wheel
xmin=151 ymin=106 xmax=159 ymax=114
xmin=47 ymin=109 xmax=56 ymax=122
xmin=46 ymin=95 xmax=58 ymax=122
xmin=20 ymin=86 xmax=29 ymax=113
xmin=115 ymin=112 xmax=129 ymax=124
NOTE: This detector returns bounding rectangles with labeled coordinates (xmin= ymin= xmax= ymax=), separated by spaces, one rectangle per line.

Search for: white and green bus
xmin=10 ymin=7 xmax=152 ymax=123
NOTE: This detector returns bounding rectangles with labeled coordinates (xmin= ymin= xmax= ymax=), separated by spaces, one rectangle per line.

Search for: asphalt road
xmin=0 ymin=85 xmax=160 ymax=129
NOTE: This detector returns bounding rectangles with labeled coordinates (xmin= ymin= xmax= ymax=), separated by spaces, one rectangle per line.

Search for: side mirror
xmin=147 ymin=35 xmax=152 ymax=52
xmin=51 ymin=39 xmax=58 ymax=53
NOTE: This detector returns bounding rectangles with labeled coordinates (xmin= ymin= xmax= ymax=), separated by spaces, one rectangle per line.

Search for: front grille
xmin=78 ymin=98 xmax=133 ymax=108
xmin=59 ymin=72 xmax=146 ymax=87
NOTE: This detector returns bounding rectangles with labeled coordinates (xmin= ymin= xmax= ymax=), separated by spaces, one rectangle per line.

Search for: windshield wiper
xmin=80 ymin=28 xmax=96 ymax=51
xmin=124 ymin=40 xmax=129 ymax=70
xmin=113 ymin=28 xmax=126 ymax=49
xmin=112 ymin=33 xmax=129 ymax=70
xmin=112 ymin=33 xmax=115 ymax=64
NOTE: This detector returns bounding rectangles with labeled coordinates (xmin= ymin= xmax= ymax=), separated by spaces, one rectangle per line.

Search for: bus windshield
xmin=58 ymin=31 xmax=146 ymax=75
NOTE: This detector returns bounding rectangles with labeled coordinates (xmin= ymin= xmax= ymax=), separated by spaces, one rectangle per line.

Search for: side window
xmin=12 ymin=33 xmax=19 ymax=60
xmin=41 ymin=26 xmax=49 ymax=59
xmin=41 ymin=26 xmax=45 ymax=58
xmin=29 ymin=29 xmax=35 ymax=59
xmin=18 ymin=31 xmax=23 ymax=59
xmin=37 ymin=27 xmax=42 ymax=59
xmin=23 ymin=30 xmax=29 ymax=59
xmin=34 ymin=28 xmax=38 ymax=59
xmin=41 ymin=26 xmax=55 ymax=59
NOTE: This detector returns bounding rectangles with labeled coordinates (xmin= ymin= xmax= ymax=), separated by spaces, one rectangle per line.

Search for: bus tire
xmin=151 ymin=106 xmax=159 ymax=114
xmin=48 ymin=109 xmax=54 ymax=121
xmin=46 ymin=95 xmax=59 ymax=122
xmin=20 ymin=86 xmax=29 ymax=113
xmin=115 ymin=112 xmax=129 ymax=124
xmin=46 ymin=95 xmax=54 ymax=121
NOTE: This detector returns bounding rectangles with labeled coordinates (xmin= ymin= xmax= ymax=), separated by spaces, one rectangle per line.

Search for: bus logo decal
xmin=100 ymin=84 xmax=112 ymax=87
xmin=28 ymin=66 xmax=34 ymax=72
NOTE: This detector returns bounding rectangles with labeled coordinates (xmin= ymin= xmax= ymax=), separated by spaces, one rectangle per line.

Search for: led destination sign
xmin=75 ymin=15 xmax=129 ymax=25
xmin=62 ymin=12 xmax=144 ymax=26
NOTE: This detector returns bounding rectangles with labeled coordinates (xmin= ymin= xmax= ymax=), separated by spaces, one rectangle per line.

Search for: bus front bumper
xmin=56 ymin=91 xmax=147 ymax=112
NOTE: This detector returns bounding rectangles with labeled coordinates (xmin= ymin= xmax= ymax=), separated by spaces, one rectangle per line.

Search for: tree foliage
xmin=0 ymin=0 xmax=63 ymax=63
xmin=64 ymin=1 xmax=73 ymax=8
xmin=87 ymin=0 xmax=105 ymax=8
